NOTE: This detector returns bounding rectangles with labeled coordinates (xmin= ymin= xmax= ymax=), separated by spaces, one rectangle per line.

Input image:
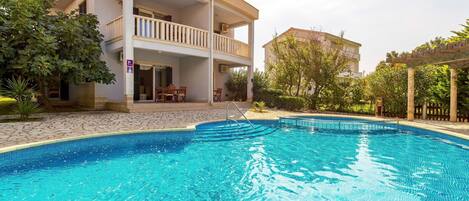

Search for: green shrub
xmin=255 ymin=88 xmax=283 ymax=107
xmin=253 ymin=70 xmax=270 ymax=99
xmin=225 ymin=70 xmax=247 ymax=101
xmin=2 ymin=78 xmax=40 ymax=120
xmin=253 ymin=101 xmax=266 ymax=113
xmin=16 ymin=100 xmax=41 ymax=120
xmin=277 ymin=96 xmax=306 ymax=111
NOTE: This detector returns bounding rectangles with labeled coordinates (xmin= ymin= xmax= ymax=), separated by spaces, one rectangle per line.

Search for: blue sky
xmin=236 ymin=0 xmax=469 ymax=73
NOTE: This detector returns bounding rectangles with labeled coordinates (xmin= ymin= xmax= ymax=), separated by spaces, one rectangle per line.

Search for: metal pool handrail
xmin=225 ymin=102 xmax=255 ymax=128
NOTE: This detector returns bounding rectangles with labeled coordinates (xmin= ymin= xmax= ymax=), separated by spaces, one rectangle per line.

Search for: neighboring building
xmin=263 ymin=28 xmax=362 ymax=77
xmin=51 ymin=0 xmax=258 ymax=112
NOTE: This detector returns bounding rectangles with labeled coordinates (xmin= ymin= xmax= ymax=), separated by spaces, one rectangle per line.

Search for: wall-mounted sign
xmin=127 ymin=59 xmax=134 ymax=73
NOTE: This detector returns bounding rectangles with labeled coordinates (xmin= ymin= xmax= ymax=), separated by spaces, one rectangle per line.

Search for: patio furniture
xmin=176 ymin=86 xmax=187 ymax=102
xmin=213 ymin=88 xmax=223 ymax=102
xmin=156 ymin=85 xmax=177 ymax=103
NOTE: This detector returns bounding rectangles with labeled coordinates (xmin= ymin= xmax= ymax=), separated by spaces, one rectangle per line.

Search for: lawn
xmin=0 ymin=96 xmax=16 ymax=115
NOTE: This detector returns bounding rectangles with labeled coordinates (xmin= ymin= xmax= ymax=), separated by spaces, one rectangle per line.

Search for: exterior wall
xmin=52 ymin=0 xmax=124 ymax=107
xmin=179 ymin=57 xmax=210 ymax=102
xmin=134 ymin=1 xmax=181 ymax=23
xmin=213 ymin=60 xmax=231 ymax=101
xmin=93 ymin=51 xmax=125 ymax=103
xmin=180 ymin=3 xmax=210 ymax=30
xmin=94 ymin=0 xmax=124 ymax=103
xmin=63 ymin=0 xmax=85 ymax=13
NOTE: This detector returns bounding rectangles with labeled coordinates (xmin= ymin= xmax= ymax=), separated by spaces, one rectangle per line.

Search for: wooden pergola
xmin=387 ymin=38 xmax=469 ymax=122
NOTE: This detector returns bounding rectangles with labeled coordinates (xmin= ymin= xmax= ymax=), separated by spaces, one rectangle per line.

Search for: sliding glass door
xmin=134 ymin=64 xmax=173 ymax=102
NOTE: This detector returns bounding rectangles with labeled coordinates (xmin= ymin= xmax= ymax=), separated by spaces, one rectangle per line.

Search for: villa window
xmin=78 ymin=0 xmax=87 ymax=15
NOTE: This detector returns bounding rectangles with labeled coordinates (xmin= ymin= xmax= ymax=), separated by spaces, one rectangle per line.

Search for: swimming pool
xmin=0 ymin=117 xmax=468 ymax=200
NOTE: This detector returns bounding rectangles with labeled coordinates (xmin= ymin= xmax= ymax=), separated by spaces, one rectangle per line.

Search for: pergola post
xmin=449 ymin=67 xmax=458 ymax=122
xmin=407 ymin=67 xmax=415 ymax=121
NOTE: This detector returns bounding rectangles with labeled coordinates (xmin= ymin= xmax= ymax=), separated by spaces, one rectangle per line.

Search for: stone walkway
xmin=0 ymin=109 xmax=467 ymax=149
xmin=0 ymin=109 xmax=234 ymax=148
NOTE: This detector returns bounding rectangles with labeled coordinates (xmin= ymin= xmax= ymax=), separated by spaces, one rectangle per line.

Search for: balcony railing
xmin=214 ymin=34 xmax=249 ymax=58
xmin=134 ymin=15 xmax=209 ymax=49
xmin=105 ymin=15 xmax=250 ymax=58
xmin=105 ymin=16 xmax=123 ymax=42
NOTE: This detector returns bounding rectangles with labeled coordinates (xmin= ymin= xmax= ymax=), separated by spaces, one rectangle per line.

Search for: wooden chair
xmin=162 ymin=84 xmax=177 ymax=102
xmin=155 ymin=87 xmax=163 ymax=102
xmin=177 ymin=86 xmax=187 ymax=102
xmin=213 ymin=88 xmax=223 ymax=102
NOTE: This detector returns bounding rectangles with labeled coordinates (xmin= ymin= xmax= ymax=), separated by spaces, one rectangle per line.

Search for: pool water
xmin=0 ymin=117 xmax=468 ymax=200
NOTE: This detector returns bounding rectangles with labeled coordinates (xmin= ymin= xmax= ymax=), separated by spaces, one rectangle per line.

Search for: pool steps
xmin=194 ymin=123 xmax=277 ymax=142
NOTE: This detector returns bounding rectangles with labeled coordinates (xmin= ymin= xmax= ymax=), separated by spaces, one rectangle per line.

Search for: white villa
xmin=51 ymin=0 xmax=258 ymax=112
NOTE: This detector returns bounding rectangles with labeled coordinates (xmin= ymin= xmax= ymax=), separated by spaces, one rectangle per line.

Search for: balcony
xmin=105 ymin=15 xmax=250 ymax=58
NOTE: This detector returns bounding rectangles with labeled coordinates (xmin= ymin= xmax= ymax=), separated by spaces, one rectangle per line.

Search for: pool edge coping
xmin=287 ymin=113 xmax=469 ymax=140
xmin=0 ymin=114 xmax=467 ymax=154
xmin=0 ymin=127 xmax=195 ymax=154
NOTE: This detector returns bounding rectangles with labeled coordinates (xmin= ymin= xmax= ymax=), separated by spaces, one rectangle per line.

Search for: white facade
xmin=53 ymin=0 xmax=258 ymax=111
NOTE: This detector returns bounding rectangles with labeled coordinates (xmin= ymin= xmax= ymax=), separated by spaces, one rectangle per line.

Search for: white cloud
xmin=241 ymin=0 xmax=469 ymax=73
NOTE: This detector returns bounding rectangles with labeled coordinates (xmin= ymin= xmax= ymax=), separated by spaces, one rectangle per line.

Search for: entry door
xmin=133 ymin=64 xmax=141 ymax=101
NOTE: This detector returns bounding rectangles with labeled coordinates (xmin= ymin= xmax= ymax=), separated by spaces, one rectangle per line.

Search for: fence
xmin=383 ymin=103 xmax=469 ymax=122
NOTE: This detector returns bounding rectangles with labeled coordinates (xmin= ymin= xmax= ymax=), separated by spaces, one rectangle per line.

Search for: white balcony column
xmin=247 ymin=66 xmax=254 ymax=102
xmin=208 ymin=0 xmax=214 ymax=104
xmin=449 ymin=67 xmax=458 ymax=122
xmin=248 ymin=21 xmax=255 ymax=59
xmin=246 ymin=21 xmax=255 ymax=102
xmin=122 ymin=0 xmax=134 ymax=105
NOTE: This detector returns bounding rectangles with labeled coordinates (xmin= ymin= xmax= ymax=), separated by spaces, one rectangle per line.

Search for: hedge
xmin=276 ymin=96 xmax=307 ymax=111
xmin=254 ymin=88 xmax=283 ymax=108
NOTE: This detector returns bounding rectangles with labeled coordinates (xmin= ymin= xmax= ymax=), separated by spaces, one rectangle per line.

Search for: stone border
xmin=289 ymin=113 xmax=469 ymax=140
xmin=0 ymin=114 xmax=467 ymax=154
xmin=0 ymin=127 xmax=194 ymax=154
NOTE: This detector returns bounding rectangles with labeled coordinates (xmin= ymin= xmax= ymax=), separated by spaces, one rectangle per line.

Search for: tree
xmin=225 ymin=69 xmax=247 ymax=101
xmin=0 ymin=0 xmax=115 ymax=107
xmin=450 ymin=19 xmax=469 ymax=42
xmin=267 ymin=35 xmax=307 ymax=96
xmin=414 ymin=37 xmax=447 ymax=52
xmin=303 ymin=33 xmax=351 ymax=109
xmin=267 ymin=32 xmax=351 ymax=109
xmin=367 ymin=64 xmax=408 ymax=116
xmin=252 ymin=69 xmax=269 ymax=100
